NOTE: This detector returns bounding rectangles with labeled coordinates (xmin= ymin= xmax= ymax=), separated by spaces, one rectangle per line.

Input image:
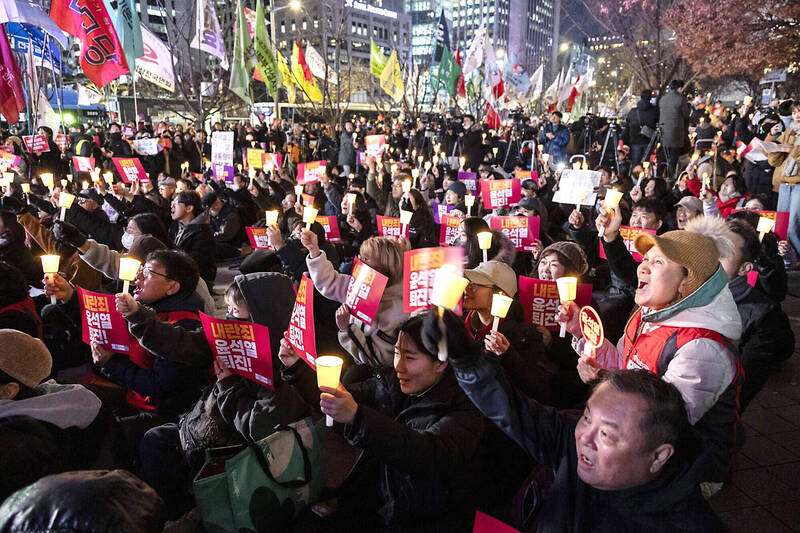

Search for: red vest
xmin=0 ymin=297 xmax=43 ymax=339
xmin=125 ymin=310 xmax=200 ymax=411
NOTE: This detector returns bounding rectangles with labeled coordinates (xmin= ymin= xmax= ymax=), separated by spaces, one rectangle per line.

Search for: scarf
xmin=782 ymin=121 xmax=800 ymax=178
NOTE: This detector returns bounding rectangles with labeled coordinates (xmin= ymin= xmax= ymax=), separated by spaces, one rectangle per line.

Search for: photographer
xmin=459 ymin=114 xmax=484 ymax=171
xmin=627 ymin=90 xmax=659 ymax=166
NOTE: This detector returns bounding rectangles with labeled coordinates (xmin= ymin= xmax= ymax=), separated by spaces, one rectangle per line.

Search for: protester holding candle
xmin=399 ymin=189 xmax=438 ymax=249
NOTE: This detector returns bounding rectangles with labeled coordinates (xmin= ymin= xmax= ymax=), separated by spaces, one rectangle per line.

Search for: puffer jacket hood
xmin=235 ymin=272 xmax=295 ymax=364
xmin=0 ymin=381 xmax=100 ymax=430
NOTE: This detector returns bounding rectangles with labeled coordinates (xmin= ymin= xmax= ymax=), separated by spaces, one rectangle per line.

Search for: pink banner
xmin=288 ymin=274 xmax=317 ymax=368
xmin=0 ymin=151 xmax=21 ymax=170
xmin=480 ymin=178 xmax=521 ymax=209
xmin=77 ymin=287 xmax=130 ymax=353
xmin=490 ymin=216 xmax=540 ymax=252
xmin=377 ymin=215 xmax=409 ymax=240
xmin=55 ymin=133 xmax=69 ymax=151
xmin=732 ymin=209 xmax=790 ymax=240
xmin=518 ymin=277 xmax=592 ymax=332
xmin=345 ymin=258 xmax=388 ymax=326
xmin=199 ymin=312 xmax=274 ymax=389
xmin=113 ymin=157 xmax=150 ymax=184
xmin=365 ymin=134 xmax=386 ymax=158
xmin=245 ymin=226 xmax=273 ymax=250
xmin=297 ymin=160 xmax=327 ymax=184
xmin=315 ymin=215 xmax=341 ymax=243
xmin=599 ymin=226 xmax=656 ymax=262
xmin=473 ymin=511 xmax=520 ymax=533
xmin=72 ymin=156 xmax=95 ymax=173
xmin=439 ymin=214 xmax=461 ymax=246
xmin=402 ymin=247 xmax=465 ymax=313
xmin=261 ymin=152 xmax=283 ymax=172
xmin=22 ymin=135 xmax=49 ymax=152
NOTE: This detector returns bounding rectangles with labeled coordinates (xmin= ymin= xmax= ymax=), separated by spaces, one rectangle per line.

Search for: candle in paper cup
xmin=294 ymin=184 xmax=303 ymax=201
xmin=477 ymin=231 xmax=493 ymax=263
xmin=2 ymin=172 xmax=12 ymax=185
xmin=265 ymin=210 xmax=279 ymax=227
xmin=582 ymin=160 xmax=588 ymax=170
xmin=303 ymin=206 xmax=319 ymax=229
xmin=59 ymin=192 xmax=75 ymax=221
xmin=556 ymin=276 xmax=578 ymax=337
xmin=41 ymin=254 xmax=60 ymax=304
xmin=490 ymin=293 xmax=513 ymax=331
xmin=204 ymin=160 xmax=212 ymax=170
xmin=40 ymin=173 xmax=54 ymax=189
xmin=103 ymin=171 xmax=114 ymax=185
xmin=237 ymin=163 xmax=243 ymax=172
xmin=430 ymin=265 xmax=470 ymax=361
xmin=402 ymin=179 xmax=412 ymax=194
xmin=433 ymin=155 xmax=439 ymax=165
xmin=391 ymin=164 xmax=398 ymax=175
xmin=597 ymin=189 xmax=623 ymax=237
xmin=119 ymin=257 xmax=141 ymax=294
xmin=576 ymin=187 xmax=587 ymax=211
xmin=316 ymin=355 xmax=344 ymax=427
xmin=492 ymin=147 xmax=499 ymax=156
xmin=757 ymin=216 xmax=775 ymax=241
xmin=346 ymin=193 xmax=357 ymax=211
xmin=464 ymin=193 xmax=475 ymax=216
xmin=701 ymin=172 xmax=709 ymax=197
xmin=424 ymin=161 xmax=432 ymax=170
xmin=399 ymin=209 xmax=413 ymax=234
xmin=60 ymin=179 xmax=68 ymax=188
xmin=21 ymin=183 xmax=30 ymax=194
xmin=459 ymin=156 xmax=466 ymax=169
xmin=82 ymin=180 xmax=89 ymax=190
xmin=542 ymin=153 xmax=550 ymax=164
xmin=642 ymin=161 xmax=650 ymax=171
xmin=572 ymin=161 xmax=581 ymax=170
xmin=418 ymin=155 xmax=424 ymax=165
xmin=411 ymin=168 xmax=420 ymax=179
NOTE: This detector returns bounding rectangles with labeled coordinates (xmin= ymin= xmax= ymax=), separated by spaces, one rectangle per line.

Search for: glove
xmin=0 ymin=196 xmax=26 ymax=215
xmin=52 ymin=221 xmax=87 ymax=249
xmin=27 ymin=194 xmax=57 ymax=216
xmin=421 ymin=308 xmax=482 ymax=363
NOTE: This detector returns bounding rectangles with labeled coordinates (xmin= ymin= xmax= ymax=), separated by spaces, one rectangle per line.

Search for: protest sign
xmin=480 ymin=178 xmax=521 ymax=209
xmin=55 ymin=133 xmax=69 ymax=151
xmin=132 ymin=138 xmax=159 ymax=155
xmin=213 ymin=163 xmax=235 ymax=183
xmin=439 ymin=214 xmax=461 ymax=246
xmin=579 ymin=306 xmax=604 ymax=349
xmin=246 ymin=148 xmax=265 ymax=169
xmin=599 ymin=226 xmax=656 ymax=262
xmin=365 ymin=134 xmax=386 ymax=158
xmin=518 ymin=277 xmax=592 ymax=331
xmin=458 ymin=171 xmax=478 ymax=193
xmin=473 ymin=511 xmax=520 ymax=533
xmin=245 ymin=226 xmax=273 ymax=250
xmin=158 ymin=137 xmax=172 ymax=150
xmin=515 ymin=170 xmax=538 ymax=182
xmin=376 ymin=215 xmax=409 ymax=239
xmin=298 ymin=160 xmax=327 ymax=184
xmin=732 ymin=210 xmax=789 ymax=240
xmin=432 ymin=201 xmax=454 ymax=224
xmin=315 ymin=215 xmax=341 ymax=242
xmin=211 ymin=131 xmax=234 ymax=165
xmin=261 ymin=152 xmax=283 ymax=172
xmin=77 ymin=287 xmax=130 ymax=353
xmin=72 ymin=156 xmax=95 ymax=173
xmin=552 ymin=169 xmax=600 ymax=207
xmin=345 ymin=258 xmax=389 ymax=326
xmin=288 ymin=273 xmax=317 ymax=368
xmin=22 ymin=134 xmax=49 ymax=152
xmin=199 ymin=313 xmax=274 ymax=389
xmin=490 ymin=216 xmax=540 ymax=252
xmin=113 ymin=157 xmax=150 ymax=183
xmin=403 ymin=247 xmax=465 ymax=312
xmin=0 ymin=151 xmax=21 ymax=170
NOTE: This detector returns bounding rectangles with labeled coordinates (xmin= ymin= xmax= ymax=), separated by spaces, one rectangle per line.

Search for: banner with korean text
xmin=598 ymin=226 xmax=656 ymax=262
xmin=77 ymin=287 xmax=130 ymax=352
xmin=22 ymin=134 xmax=49 ymax=152
xmin=345 ymin=258 xmax=388 ymax=326
xmin=458 ymin=171 xmax=478 ymax=193
xmin=439 ymin=214 xmax=460 ymax=246
xmin=376 ymin=215 xmax=409 ymax=240
xmin=315 ymin=215 xmax=341 ymax=242
xmin=490 ymin=216 xmax=540 ymax=252
xmin=480 ymin=178 xmax=521 ymax=209
xmin=113 ymin=157 xmax=150 ymax=183
xmin=518 ymin=277 xmax=592 ymax=332
xmin=200 ymin=313 xmax=274 ymax=388
xmin=297 ymin=160 xmax=327 ymax=184
xmin=72 ymin=156 xmax=95 ymax=173
xmin=288 ymin=273 xmax=317 ymax=368
xmin=403 ymin=247 xmax=465 ymax=312
xmin=245 ymin=226 xmax=273 ymax=250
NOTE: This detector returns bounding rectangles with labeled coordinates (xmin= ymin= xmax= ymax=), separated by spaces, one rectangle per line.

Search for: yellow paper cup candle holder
xmin=21 ymin=183 xmax=30 ymax=195
xmin=430 ymin=264 xmax=470 ymax=361
xmin=555 ymin=277 xmax=578 ymax=338
xmin=58 ymin=191 xmax=75 ymax=221
xmin=40 ymin=172 xmax=54 ymax=190
xmin=60 ymin=179 xmax=68 ymax=188
xmin=316 ymin=355 xmax=344 ymax=426
xmin=597 ymin=189 xmax=624 ymax=237
xmin=346 ymin=193 xmax=357 ymax=212
xmin=464 ymin=193 xmax=475 ymax=216
xmin=303 ymin=206 xmax=319 ymax=230
xmin=265 ymin=210 xmax=279 ymax=227
xmin=402 ymin=179 xmax=412 ymax=195
xmin=82 ymin=180 xmax=89 ymax=190
xmin=757 ymin=216 xmax=775 ymax=242
xmin=103 ymin=171 xmax=114 ymax=185
xmin=576 ymin=187 xmax=587 ymax=212
xmin=477 ymin=231 xmax=493 ymax=263
xmin=542 ymin=153 xmax=550 ymax=165
xmin=490 ymin=293 xmax=513 ymax=332
xmin=119 ymin=257 xmax=141 ymax=294
xmin=41 ymin=255 xmax=60 ymax=304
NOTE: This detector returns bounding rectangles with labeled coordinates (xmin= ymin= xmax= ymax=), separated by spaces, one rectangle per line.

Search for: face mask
xmin=121 ymin=231 xmax=135 ymax=250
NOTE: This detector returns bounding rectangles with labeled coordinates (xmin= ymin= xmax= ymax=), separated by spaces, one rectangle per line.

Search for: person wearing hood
xmin=627 ymin=90 xmax=659 ymax=166
xmin=31 ymin=126 xmax=64 ymax=176
xmin=0 ymin=329 xmax=103 ymax=502
xmin=202 ymin=191 xmax=244 ymax=259
xmin=102 ymin=122 xmax=133 ymax=161
xmin=558 ymin=216 xmax=743 ymax=493
xmin=169 ymin=191 xmax=216 ymax=288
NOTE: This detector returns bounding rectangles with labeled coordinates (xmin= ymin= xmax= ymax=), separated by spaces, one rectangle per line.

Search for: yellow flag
xmin=380 ymin=50 xmax=404 ymax=103
xmin=291 ymin=41 xmax=323 ymax=103
xmin=276 ymin=50 xmax=295 ymax=104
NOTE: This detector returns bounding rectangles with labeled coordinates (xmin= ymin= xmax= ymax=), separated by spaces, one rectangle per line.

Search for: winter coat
xmin=208 ymin=201 xmax=243 ymax=246
xmin=538 ymin=123 xmax=570 ymax=164
xmin=658 ymin=90 xmax=691 ymax=148
xmin=169 ymin=214 xmax=217 ymax=287
xmin=306 ymin=250 xmax=408 ymax=368
xmin=767 ymin=125 xmax=800 ymax=190
xmin=451 ymin=354 xmax=723 ymax=532
xmin=627 ymin=99 xmax=659 ymax=146
xmin=65 ymin=203 xmax=124 ymax=250
xmin=702 ymin=195 xmax=748 ymax=219
xmin=338 ymin=130 xmax=356 ymax=167
xmin=461 ymin=126 xmax=485 ymax=171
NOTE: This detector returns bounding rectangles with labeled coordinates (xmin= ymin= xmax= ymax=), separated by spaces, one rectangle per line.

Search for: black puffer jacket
xmin=169 ymin=215 xmax=217 ymax=287
xmin=627 ymin=98 xmax=659 ymax=146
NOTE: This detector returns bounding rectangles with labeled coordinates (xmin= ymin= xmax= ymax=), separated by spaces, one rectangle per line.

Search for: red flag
xmin=295 ymin=39 xmax=313 ymax=82
xmin=455 ymin=46 xmax=466 ymax=99
xmin=566 ymin=75 xmax=580 ymax=112
xmin=50 ymin=0 xmax=129 ymax=88
xmin=492 ymin=75 xmax=504 ymax=100
xmin=486 ymin=103 xmax=501 ymax=129
xmin=0 ymin=26 xmax=26 ymax=125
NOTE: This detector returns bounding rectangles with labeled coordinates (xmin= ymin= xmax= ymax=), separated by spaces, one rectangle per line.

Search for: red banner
xmin=473 ymin=511 xmax=520 ymax=533
xmin=732 ymin=209 xmax=790 ymax=240
xmin=72 ymin=156 xmax=95 ymax=173
xmin=490 ymin=216 xmax=540 ymax=252
xmin=365 ymin=134 xmax=386 ymax=158
xmin=112 ymin=157 xmax=150 ymax=183
xmin=599 ymin=226 xmax=656 ymax=262
xmin=297 ymin=160 xmax=327 ymax=184
xmin=376 ymin=215 xmax=409 ymax=240
xmin=199 ymin=313 xmax=274 ymax=389
xmin=439 ymin=214 xmax=461 ymax=246
xmin=315 ymin=215 xmax=341 ymax=243
xmin=458 ymin=171 xmax=478 ymax=193
xmin=518 ymin=277 xmax=592 ymax=332
xmin=402 ymin=247 xmax=465 ymax=313
xmin=261 ymin=152 xmax=283 ymax=172
xmin=55 ymin=133 xmax=69 ymax=151
xmin=480 ymin=178 xmax=521 ymax=209
xmin=22 ymin=135 xmax=49 ymax=152
xmin=50 ymin=0 xmax=130 ymax=88
xmin=345 ymin=258 xmax=388 ymax=326
xmin=288 ymin=273 xmax=317 ymax=368
xmin=77 ymin=287 xmax=130 ymax=353
xmin=514 ymin=170 xmax=538 ymax=182
xmin=245 ymin=226 xmax=273 ymax=250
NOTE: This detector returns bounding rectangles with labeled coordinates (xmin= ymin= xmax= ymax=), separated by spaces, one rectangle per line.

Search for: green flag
xmin=370 ymin=38 xmax=387 ymax=78
xmin=254 ymin=0 xmax=280 ymax=99
xmin=103 ymin=0 xmax=143 ymax=67
xmin=229 ymin=0 xmax=254 ymax=105
xmin=435 ymin=46 xmax=461 ymax=96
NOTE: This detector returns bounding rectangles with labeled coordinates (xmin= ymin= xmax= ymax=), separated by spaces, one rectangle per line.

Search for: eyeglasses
xmin=138 ymin=265 xmax=172 ymax=281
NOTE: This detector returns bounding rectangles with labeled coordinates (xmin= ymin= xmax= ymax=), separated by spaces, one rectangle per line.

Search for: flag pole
xmin=132 ymin=67 xmax=139 ymax=122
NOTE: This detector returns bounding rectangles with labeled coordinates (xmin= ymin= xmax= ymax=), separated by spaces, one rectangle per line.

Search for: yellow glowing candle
xmin=103 ymin=171 xmax=113 ymax=185
xmin=433 ymin=155 xmax=439 ymax=165
xmin=391 ymin=164 xmax=398 ymax=175
xmin=40 ymin=172 xmax=54 ymax=189
xmin=459 ymin=156 xmax=466 ymax=169
xmin=597 ymin=189 xmax=624 ymax=237
xmin=477 ymin=231 xmax=493 ymax=263
xmin=582 ymin=161 xmax=588 ymax=170
xmin=402 ymin=179 xmax=412 ymax=194
xmin=60 ymin=179 xmax=68 ymax=188
xmin=424 ymin=161 xmax=432 ymax=170
xmin=82 ymin=180 xmax=89 ymax=190
xmin=464 ymin=193 xmax=475 ymax=216
xmin=21 ymin=183 xmax=30 ymax=194
xmin=316 ymin=355 xmax=344 ymax=426
xmin=430 ymin=264 xmax=470 ymax=361
xmin=294 ymin=184 xmax=303 ymax=202
xmin=118 ymin=257 xmax=141 ymax=294
xmin=303 ymin=206 xmax=319 ymax=229
xmin=59 ymin=192 xmax=75 ymax=221
xmin=576 ymin=187 xmax=587 ymax=211
xmin=490 ymin=293 xmax=513 ymax=331
xmin=556 ymin=277 xmax=578 ymax=337
xmin=757 ymin=216 xmax=775 ymax=241
xmin=41 ymin=254 xmax=60 ymax=304
xmin=399 ymin=209 xmax=413 ymax=234
xmin=572 ymin=161 xmax=581 ymax=170
xmin=346 ymin=193 xmax=356 ymax=211
xmin=542 ymin=153 xmax=550 ymax=164
xmin=265 ymin=210 xmax=279 ymax=227
xmin=492 ymin=147 xmax=499 ymax=156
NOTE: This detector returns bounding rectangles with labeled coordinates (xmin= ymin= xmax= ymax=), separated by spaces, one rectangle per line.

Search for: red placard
xmin=518 ymin=277 xmax=592 ymax=332
xmin=315 ymin=215 xmax=341 ymax=243
xmin=22 ymin=134 xmax=49 ymax=152
xmin=261 ymin=152 xmax=283 ymax=172
xmin=245 ymin=226 xmax=273 ymax=250
xmin=297 ymin=160 xmax=327 ymax=184
xmin=376 ymin=215 xmax=409 ymax=240
xmin=490 ymin=216 xmax=540 ymax=252
xmin=579 ymin=306 xmax=604 ymax=349
xmin=77 ymin=287 xmax=130 ymax=353
xmin=158 ymin=137 xmax=172 ymax=150
xmin=480 ymin=178 xmax=521 ymax=209
xmin=458 ymin=171 xmax=478 ymax=193
xmin=599 ymin=226 xmax=656 ymax=262
xmin=747 ymin=269 xmax=759 ymax=287
xmin=345 ymin=258 xmax=389 ymax=326
xmin=439 ymin=214 xmax=461 ymax=246
xmin=514 ymin=170 xmax=538 ymax=182
xmin=473 ymin=511 xmax=520 ymax=533
xmin=112 ymin=157 xmax=150 ymax=183
xmin=365 ymin=134 xmax=386 ymax=158
xmin=732 ymin=209 xmax=789 ymax=240
xmin=288 ymin=273 xmax=317 ymax=368
xmin=199 ymin=312 xmax=274 ymax=389
xmin=55 ymin=133 xmax=69 ymax=151
xmin=72 ymin=156 xmax=95 ymax=173
xmin=402 ymin=247 xmax=465 ymax=313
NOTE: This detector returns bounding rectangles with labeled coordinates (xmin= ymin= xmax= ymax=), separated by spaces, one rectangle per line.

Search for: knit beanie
xmin=0 ymin=329 xmax=52 ymax=388
xmin=446 ymin=181 xmax=467 ymax=198
xmin=540 ymin=241 xmax=588 ymax=276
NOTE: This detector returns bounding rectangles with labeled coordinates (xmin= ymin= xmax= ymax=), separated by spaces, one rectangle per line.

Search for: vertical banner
xmin=288 ymin=273 xmax=317 ymax=368
xmin=480 ymin=178 xmax=521 ymax=209
xmin=402 ymin=247 xmax=465 ymax=312
xmin=489 ymin=216 xmax=540 ymax=252
xmin=315 ymin=215 xmax=341 ymax=242
xmin=518 ymin=277 xmax=592 ymax=331
xmin=245 ymin=226 xmax=273 ymax=250
xmin=297 ymin=160 xmax=327 ymax=184
xmin=431 ymin=201 xmax=453 ymax=224
xmin=365 ymin=134 xmax=386 ymax=158
xmin=598 ymin=226 xmax=656 ymax=262
xmin=376 ymin=215 xmax=408 ymax=240
xmin=211 ymin=131 xmax=234 ymax=165
xmin=77 ymin=287 xmax=130 ymax=352
xmin=112 ymin=157 xmax=150 ymax=183
xmin=199 ymin=312 xmax=274 ymax=388
xmin=457 ymin=171 xmax=478 ymax=193
xmin=439 ymin=214 xmax=461 ymax=246
xmin=72 ymin=156 xmax=95 ymax=173
xmin=136 ymin=24 xmax=176 ymax=92
xmin=344 ymin=258 xmax=389 ymax=326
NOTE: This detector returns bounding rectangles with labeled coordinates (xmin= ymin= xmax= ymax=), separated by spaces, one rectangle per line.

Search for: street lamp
xmin=559 ymin=42 xmax=570 ymax=53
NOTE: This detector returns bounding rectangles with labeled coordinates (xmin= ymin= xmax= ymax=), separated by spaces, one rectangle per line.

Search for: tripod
xmin=599 ymin=121 xmax=621 ymax=176
xmin=643 ymin=125 xmax=671 ymax=181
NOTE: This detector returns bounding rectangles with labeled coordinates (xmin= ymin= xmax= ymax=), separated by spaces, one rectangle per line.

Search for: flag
xmin=617 ymin=79 xmax=633 ymax=111
xmin=292 ymin=40 xmax=322 ymax=102
xmin=379 ymin=49 xmax=404 ymax=103
xmin=528 ymin=63 xmax=543 ymax=100
xmin=486 ymin=103 xmax=501 ymax=129
xmin=502 ymin=51 xmax=531 ymax=95
xmin=191 ymin=0 xmax=228 ymax=69
xmin=305 ymin=43 xmax=337 ymax=84
xmin=0 ymin=0 xmax=68 ymax=48
xmin=0 ymin=25 xmax=25 ymax=124
xmin=49 ymin=0 xmax=129 ymax=88
xmin=102 ymin=0 xmax=143 ymax=67
xmin=435 ymin=45 xmax=460 ymax=96
xmin=77 ymin=84 xmax=103 ymax=105
xmin=254 ymin=0 xmax=279 ymax=99
xmin=556 ymin=63 xmax=573 ymax=110
xmin=370 ymin=37 xmax=387 ymax=78
xmin=5 ymin=22 xmax=71 ymax=74
xmin=229 ymin=0 xmax=253 ymax=105
xmin=543 ymin=69 xmax=561 ymax=112
xmin=567 ymin=68 xmax=592 ymax=113
xmin=455 ymin=46 xmax=466 ymax=98
xmin=462 ymin=26 xmax=486 ymax=76
xmin=433 ymin=9 xmax=449 ymax=63
xmin=135 ymin=24 xmax=175 ymax=92
xmin=483 ymin=36 xmax=501 ymax=88
xmin=276 ymin=50 xmax=295 ymax=103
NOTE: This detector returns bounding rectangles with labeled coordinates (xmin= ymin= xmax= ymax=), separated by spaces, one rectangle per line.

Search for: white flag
xmin=77 ymin=84 xmax=103 ymax=105
xmin=461 ymin=26 xmax=486 ymax=76
xmin=190 ymin=0 xmax=229 ymax=70
xmin=529 ymin=64 xmax=544 ymax=99
xmin=483 ymin=37 xmax=501 ymax=88
xmin=305 ymin=44 xmax=337 ymax=84
xmin=556 ymin=63 xmax=573 ymax=107
xmin=543 ymin=69 xmax=561 ymax=106
xmin=136 ymin=25 xmax=175 ymax=92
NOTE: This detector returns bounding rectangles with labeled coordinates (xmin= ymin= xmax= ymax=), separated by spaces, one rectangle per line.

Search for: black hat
xmin=201 ymin=192 xmax=218 ymax=209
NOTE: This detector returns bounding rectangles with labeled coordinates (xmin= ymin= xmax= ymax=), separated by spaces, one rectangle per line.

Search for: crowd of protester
xmin=0 ymin=83 xmax=796 ymax=532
